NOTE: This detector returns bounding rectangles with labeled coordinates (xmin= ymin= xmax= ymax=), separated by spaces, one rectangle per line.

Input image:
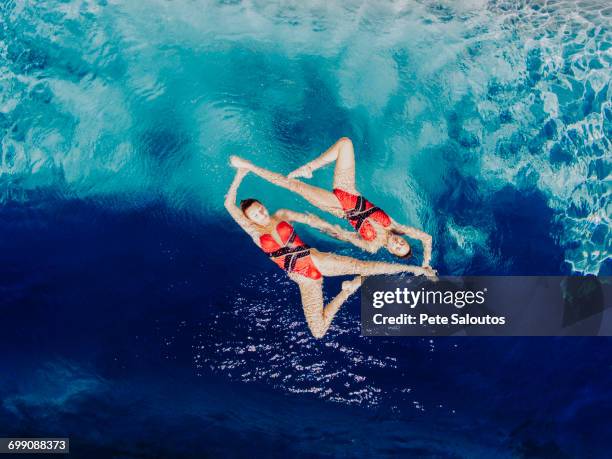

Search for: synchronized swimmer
xmin=225 ymin=137 xmax=436 ymax=338
xmin=231 ymin=137 xmax=434 ymax=264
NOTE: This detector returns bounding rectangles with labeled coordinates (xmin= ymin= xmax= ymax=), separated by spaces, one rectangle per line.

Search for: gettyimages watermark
xmin=361 ymin=276 xmax=612 ymax=336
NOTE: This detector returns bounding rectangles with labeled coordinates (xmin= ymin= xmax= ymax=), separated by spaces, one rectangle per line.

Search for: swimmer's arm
xmin=224 ymin=169 xmax=258 ymax=239
xmin=392 ymin=222 xmax=433 ymax=267
xmin=276 ymin=209 xmax=374 ymax=252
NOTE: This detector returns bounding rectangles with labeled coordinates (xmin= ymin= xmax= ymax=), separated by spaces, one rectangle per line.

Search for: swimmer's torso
xmin=333 ymin=188 xmax=391 ymax=245
xmin=257 ymin=218 xmax=322 ymax=280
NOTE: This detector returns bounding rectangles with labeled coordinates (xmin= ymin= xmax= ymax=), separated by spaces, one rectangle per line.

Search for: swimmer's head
xmin=386 ymin=232 xmax=412 ymax=258
xmin=241 ymin=198 xmax=270 ymax=225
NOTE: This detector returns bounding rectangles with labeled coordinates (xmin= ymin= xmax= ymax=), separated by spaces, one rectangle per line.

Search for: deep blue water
xmin=1 ymin=0 xmax=611 ymax=457
xmin=2 ymin=199 xmax=612 ymax=458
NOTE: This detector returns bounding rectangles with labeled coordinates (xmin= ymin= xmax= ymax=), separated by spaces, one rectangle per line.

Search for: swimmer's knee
xmin=338 ymin=136 xmax=353 ymax=147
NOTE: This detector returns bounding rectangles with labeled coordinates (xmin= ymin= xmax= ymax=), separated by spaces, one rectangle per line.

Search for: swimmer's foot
xmin=229 ymin=155 xmax=253 ymax=170
xmin=288 ymin=164 xmax=313 ymax=179
xmin=342 ymin=276 xmax=362 ymax=295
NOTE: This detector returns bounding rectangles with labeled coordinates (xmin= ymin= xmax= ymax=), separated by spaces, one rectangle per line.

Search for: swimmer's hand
xmin=229 ymin=155 xmax=253 ymax=170
xmin=422 ymin=266 xmax=438 ymax=282
xmin=288 ymin=164 xmax=313 ymax=179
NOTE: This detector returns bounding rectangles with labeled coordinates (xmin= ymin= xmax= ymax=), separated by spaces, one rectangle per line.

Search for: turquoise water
xmin=1 ymin=1 xmax=612 ymax=457
xmin=2 ymin=0 xmax=610 ymax=273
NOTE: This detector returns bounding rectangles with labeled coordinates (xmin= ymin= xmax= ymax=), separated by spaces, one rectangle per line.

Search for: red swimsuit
xmin=333 ymin=188 xmax=391 ymax=241
xmin=259 ymin=221 xmax=322 ymax=280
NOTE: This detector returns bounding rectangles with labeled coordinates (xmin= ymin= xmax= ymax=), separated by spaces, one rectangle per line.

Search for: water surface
xmin=1 ymin=1 xmax=611 ymax=457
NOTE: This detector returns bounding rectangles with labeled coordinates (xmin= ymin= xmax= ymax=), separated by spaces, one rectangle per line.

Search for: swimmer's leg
xmin=312 ymin=252 xmax=427 ymax=277
xmin=243 ymin=161 xmax=342 ymax=215
xmin=288 ymin=137 xmax=357 ymax=194
xmin=295 ymin=276 xmax=361 ymax=339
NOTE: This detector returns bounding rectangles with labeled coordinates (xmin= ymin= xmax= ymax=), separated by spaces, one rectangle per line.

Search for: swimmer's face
xmin=386 ymin=234 xmax=411 ymax=258
xmin=244 ymin=201 xmax=270 ymax=225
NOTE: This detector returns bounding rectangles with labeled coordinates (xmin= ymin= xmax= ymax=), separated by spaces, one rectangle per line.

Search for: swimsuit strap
xmin=267 ymin=244 xmax=310 ymax=259
xmin=284 ymin=249 xmax=310 ymax=272
xmin=286 ymin=229 xmax=297 ymax=245
xmin=266 ymin=224 xmax=312 ymax=273
xmin=354 ymin=196 xmax=367 ymax=213
xmin=346 ymin=206 xmax=382 ymax=231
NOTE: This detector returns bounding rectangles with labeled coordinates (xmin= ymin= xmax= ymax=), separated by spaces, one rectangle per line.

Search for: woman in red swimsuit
xmin=230 ymin=137 xmax=435 ymax=270
xmin=225 ymin=168 xmax=432 ymax=339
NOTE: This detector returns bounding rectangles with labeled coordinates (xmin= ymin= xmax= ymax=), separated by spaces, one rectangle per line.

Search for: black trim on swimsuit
xmin=266 ymin=227 xmax=312 ymax=274
xmin=267 ymin=245 xmax=311 ymax=259
xmin=345 ymin=202 xmax=383 ymax=231
xmin=284 ymin=249 xmax=310 ymax=272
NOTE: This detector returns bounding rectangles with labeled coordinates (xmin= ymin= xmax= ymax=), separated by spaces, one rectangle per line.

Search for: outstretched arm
xmin=392 ymin=222 xmax=433 ymax=267
xmin=314 ymin=252 xmax=437 ymax=278
xmin=275 ymin=209 xmax=375 ymax=253
xmin=224 ymin=168 xmax=258 ymax=239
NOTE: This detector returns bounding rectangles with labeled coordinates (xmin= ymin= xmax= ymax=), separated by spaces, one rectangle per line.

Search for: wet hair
xmin=240 ymin=198 xmax=261 ymax=214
